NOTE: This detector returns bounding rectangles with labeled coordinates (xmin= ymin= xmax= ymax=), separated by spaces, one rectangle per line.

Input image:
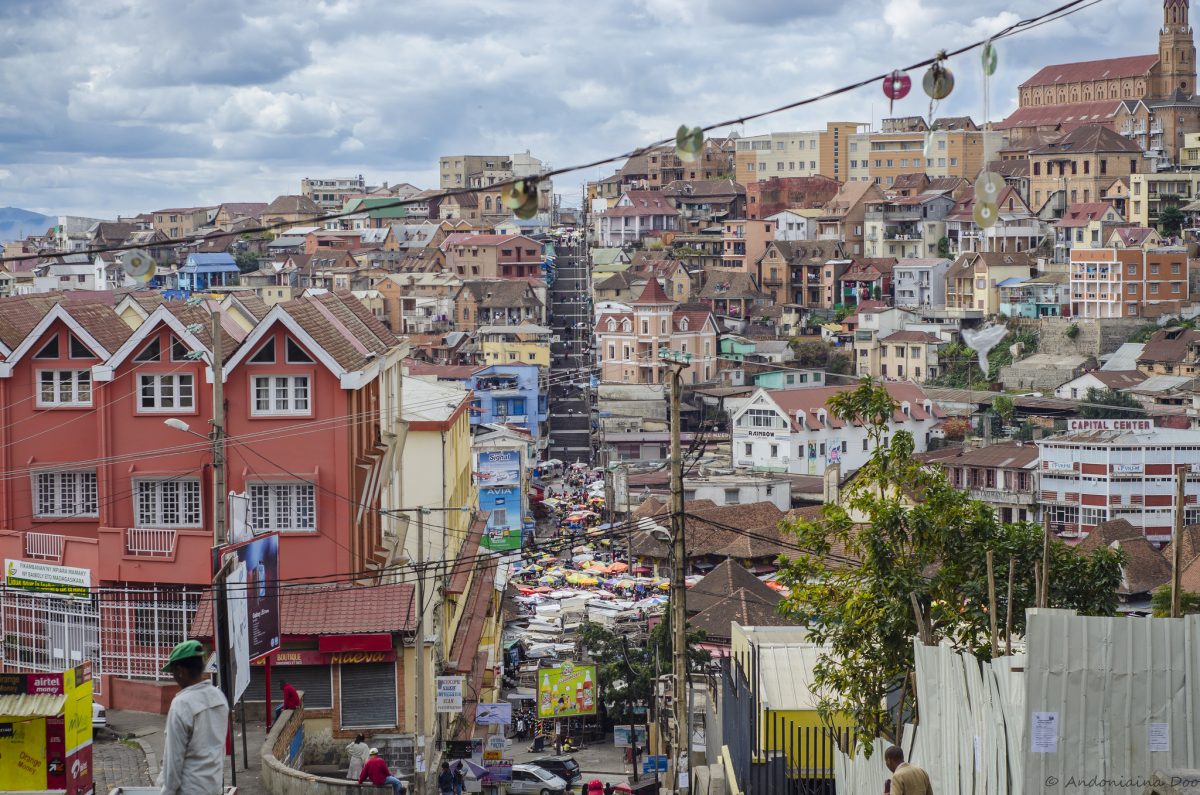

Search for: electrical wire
xmin=0 ymin=0 xmax=1104 ymax=267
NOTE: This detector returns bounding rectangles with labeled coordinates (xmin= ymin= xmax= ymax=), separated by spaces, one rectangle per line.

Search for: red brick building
xmin=746 ymin=176 xmax=841 ymax=220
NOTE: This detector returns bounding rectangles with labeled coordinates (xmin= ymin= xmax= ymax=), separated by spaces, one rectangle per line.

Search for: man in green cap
xmin=157 ymin=640 xmax=229 ymax=795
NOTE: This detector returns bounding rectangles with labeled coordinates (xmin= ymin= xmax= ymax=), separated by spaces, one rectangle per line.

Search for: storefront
xmin=0 ymin=661 xmax=94 ymax=795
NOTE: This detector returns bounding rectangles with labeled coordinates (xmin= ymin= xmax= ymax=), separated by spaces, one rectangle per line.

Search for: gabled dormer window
xmin=34 ymin=336 xmax=59 ymax=359
xmin=607 ymin=319 xmax=616 ymax=332
xmin=679 ymin=317 xmax=689 ymax=331
xmin=68 ymin=334 xmax=91 ymax=359
xmin=286 ymin=338 xmax=314 ymax=364
xmin=134 ymin=338 xmax=161 ymax=362
xmin=249 ymin=339 xmax=276 ymax=364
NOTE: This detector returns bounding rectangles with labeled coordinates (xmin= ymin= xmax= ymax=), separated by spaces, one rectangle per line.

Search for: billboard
xmin=477 ymin=450 xmax=521 ymax=487
xmin=479 ymin=485 xmax=522 ymax=552
xmin=536 ymin=661 xmax=597 ymax=719
xmin=436 ymin=676 xmax=464 ymax=712
xmin=221 ymin=533 xmax=280 ymax=662
xmin=5 ymin=560 xmax=90 ymax=598
xmin=475 ymin=702 xmax=512 ymax=725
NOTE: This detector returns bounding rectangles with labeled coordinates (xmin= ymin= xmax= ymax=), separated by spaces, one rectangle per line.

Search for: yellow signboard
xmin=0 ymin=713 xmax=48 ymax=789
xmin=536 ymin=661 xmax=597 ymax=719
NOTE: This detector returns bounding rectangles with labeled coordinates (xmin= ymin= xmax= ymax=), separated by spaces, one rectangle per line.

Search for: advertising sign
xmin=477 ymin=450 xmax=521 ymax=487
xmin=536 ymin=661 xmax=598 ymax=719
xmin=221 ymin=533 xmax=280 ymax=662
xmin=482 ymin=760 xmax=513 ymax=785
xmin=5 ymin=560 xmax=90 ymax=597
xmin=1113 ymin=463 xmax=1144 ymax=474
xmin=1066 ymin=419 xmax=1153 ymax=432
xmin=445 ymin=739 xmax=483 ymax=759
xmin=224 ymin=556 xmax=251 ymax=702
xmin=436 ymin=676 xmax=464 ymax=712
xmin=480 ymin=485 xmax=522 ymax=552
xmin=615 ymin=725 xmax=649 ymax=747
xmin=475 ymin=702 xmax=512 ymax=725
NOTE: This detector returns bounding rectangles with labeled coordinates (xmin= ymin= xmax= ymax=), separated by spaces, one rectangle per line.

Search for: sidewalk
xmin=108 ymin=707 xmax=269 ymax=795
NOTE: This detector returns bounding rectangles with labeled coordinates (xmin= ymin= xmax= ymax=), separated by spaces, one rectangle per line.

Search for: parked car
xmin=531 ymin=755 xmax=581 ymax=788
xmin=509 ymin=763 xmax=568 ymax=795
xmin=92 ymin=702 xmax=107 ymax=732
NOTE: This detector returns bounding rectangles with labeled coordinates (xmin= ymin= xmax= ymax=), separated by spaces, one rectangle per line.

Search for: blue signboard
xmin=480 ymin=485 xmax=522 ymax=551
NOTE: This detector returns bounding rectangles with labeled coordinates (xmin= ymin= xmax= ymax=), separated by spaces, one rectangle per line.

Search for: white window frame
xmin=37 ymin=369 xmax=92 ymax=407
xmin=33 ymin=470 xmax=98 ymax=518
xmin=138 ymin=373 xmax=195 ymax=412
xmin=251 ymin=375 xmax=311 ymax=416
xmin=248 ymin=481 xmax=316 ymax=533
xmin=135 ymin=478 xmax=202 ymax=527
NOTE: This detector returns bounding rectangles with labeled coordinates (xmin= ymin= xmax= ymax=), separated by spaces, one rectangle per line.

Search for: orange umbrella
xmin=609 ymin=562 xmax=628 ymax=573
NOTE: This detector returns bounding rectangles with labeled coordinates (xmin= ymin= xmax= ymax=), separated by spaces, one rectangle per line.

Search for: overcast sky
xmin=0 ymin=0 xmax=1164 ymax=218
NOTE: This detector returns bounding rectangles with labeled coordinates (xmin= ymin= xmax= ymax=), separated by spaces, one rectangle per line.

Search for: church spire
xmin=1159 ymin=0 xmax=1196 ymax=97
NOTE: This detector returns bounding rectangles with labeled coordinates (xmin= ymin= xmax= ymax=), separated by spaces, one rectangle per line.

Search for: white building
xmin=766 ymin=210 xmax=821 ymax=241
xmin=1037 ymin=420 xmax=1200 ymax=543
xmin=892 ymin=258 xmax=951 ymax=309
xmin=682 ymin=474 xmax=792 ymax=511
xmin=730 ymin=384 xmax=941 ymax=476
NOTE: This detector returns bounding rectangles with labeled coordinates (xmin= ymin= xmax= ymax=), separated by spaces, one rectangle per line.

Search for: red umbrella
xmin=613 ymin=784 xmax=633 ymax=793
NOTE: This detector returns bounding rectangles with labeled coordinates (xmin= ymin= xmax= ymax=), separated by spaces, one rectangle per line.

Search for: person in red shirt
xmin=274 ymin=680 xmax=302 ymax=723
xmin=359 ymin=748 xmax=405 ymax=794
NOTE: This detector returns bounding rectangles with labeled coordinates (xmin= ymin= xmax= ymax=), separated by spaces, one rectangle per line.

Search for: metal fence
xmin=720 ymin=652 xmax=854 ymax=795
xmin=0 ymin=584 xmax=201 ymax=696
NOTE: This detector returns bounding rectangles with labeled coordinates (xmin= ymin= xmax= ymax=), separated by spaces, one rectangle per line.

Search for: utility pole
xmin=211 ymin=309 xmax=227 ymax=547
xmin=661 ymin=348 xmax=691 ymax=795
xmin=1173 ymin=466 xmax=1186 ymax=618
xmin=414 ymin=508 xmax=427 ymax=795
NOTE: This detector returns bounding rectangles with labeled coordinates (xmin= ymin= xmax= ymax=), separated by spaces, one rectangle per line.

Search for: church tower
xmin=1157 ymin=0 xmax=1197 ymax=97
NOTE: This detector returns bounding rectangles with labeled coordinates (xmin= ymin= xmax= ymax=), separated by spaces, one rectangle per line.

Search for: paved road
xmin=546 ymin=245 xmax=595 ymax=466
xmin=94 ymin=734 xmax=154 ymax=793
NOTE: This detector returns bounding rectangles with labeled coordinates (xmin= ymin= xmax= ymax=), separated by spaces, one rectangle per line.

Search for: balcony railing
xmin=25 ymin=531 xmax=65 ymax=560
xmin=970 ymin=488 xmax=1035 ymax=506
xmin=127 ymin=527 xmax=178 ymax=557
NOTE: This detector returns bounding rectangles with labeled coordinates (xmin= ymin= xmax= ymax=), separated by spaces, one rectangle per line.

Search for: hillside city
xmin=8 ymin=2 xmax=1200 ymax=795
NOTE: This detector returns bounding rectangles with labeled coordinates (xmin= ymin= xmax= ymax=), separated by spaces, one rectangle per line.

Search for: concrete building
xmin=595 ymin=191 xmax=678 ymax=246
xmin=767 ymin=209 xmax=824 ymax=241
xmin=595 ymin=279 xmax=719 ymax=385
xmin=730 ymin=383 xmax=941 ymax=475
xmin=865 ymin=116 xmax=998 ymax=187
xmin=733 ymin=123 xmax=863 ymax=184
xmin=1028 ymin=125 xmax=1143 ymax=214
xmin=1038 ymin=419 xmax=1200 ymax=543
xmin=863 ymin=192 xmax=956 ymax=259
xmin=893 ymin=258 xmax=952 ymax=309
xmin=1070 ymin=247 xmax=1190 ymax=318
xmin=301 ymin=175 xmax=367 ymax=211
xmin=444 ymin=234 xmax=544 ymax=280
xmin=720 ymin=219 xmax=776 ymax=273
xmin=945 ymin=251 xmax=1036 ymax=316
xmin=745 ymin=176 xmax=840 ymax=220
xmin=921 ymin=441 xmax=1041 ymax=524
xmin=1128 ymin=170 xmax=1200 ymax=228
xmin=681 ymin=474 xmax=792 ymax=512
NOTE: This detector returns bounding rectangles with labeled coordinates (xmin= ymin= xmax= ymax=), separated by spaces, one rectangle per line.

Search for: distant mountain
xmin=0 ymin=207 xmax=54 ymax=242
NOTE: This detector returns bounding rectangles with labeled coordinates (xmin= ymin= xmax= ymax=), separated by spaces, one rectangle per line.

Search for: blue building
xmin=467 ymin=363 xmax=547 ymax=440
xmin=178 ymin=253 xmax=239 ymax=291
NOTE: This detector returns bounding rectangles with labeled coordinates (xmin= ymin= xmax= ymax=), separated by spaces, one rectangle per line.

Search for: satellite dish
xmin=119 ymin=249 xmax=156 ymax=283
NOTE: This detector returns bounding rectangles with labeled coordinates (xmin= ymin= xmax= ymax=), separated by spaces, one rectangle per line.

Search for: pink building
xmin=595 ymin=279 xmax=718 ymax=384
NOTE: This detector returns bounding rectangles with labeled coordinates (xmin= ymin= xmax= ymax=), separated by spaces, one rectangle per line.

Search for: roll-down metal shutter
xmin=246 ymin=665 xmax=332 ymax=708
xmin=339 ymin=662 xmax=397 ymax=728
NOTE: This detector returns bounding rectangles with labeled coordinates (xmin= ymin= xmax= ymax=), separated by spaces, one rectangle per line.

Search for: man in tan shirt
xmin=885 ymin=745 xmax=932 ymax=795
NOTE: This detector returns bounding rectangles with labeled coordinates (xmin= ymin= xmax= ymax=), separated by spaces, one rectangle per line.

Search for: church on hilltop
xmin=1000 ymin=0 xmax=1200 ymax=168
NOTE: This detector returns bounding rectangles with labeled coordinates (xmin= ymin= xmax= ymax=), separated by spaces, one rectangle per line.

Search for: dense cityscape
xmin=6 ymin=1 xmax=1200 ymax=794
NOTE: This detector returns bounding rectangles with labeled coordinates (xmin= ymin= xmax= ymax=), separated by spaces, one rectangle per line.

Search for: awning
xmin=0 ymin=693 xmax=66 ymax=717
xmin=318 ymin=633 xmax=392 ymax=653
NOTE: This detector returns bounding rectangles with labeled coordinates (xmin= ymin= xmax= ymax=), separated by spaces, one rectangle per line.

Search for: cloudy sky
xmin=0 ymin=0 xmax=1165 ymax=218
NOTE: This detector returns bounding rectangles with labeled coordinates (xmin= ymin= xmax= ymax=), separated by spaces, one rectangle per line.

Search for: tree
xmin=576 ymin=617 xmax=709 ymax=724
xmin=941 ymin=416 xmax=970 ymax=441
xmin=1151 ymin=584 xmax=1200 ymax=617
xmin=791 ymin=340 xmax=852 ymax=375
xmin=992 ymin=395 xmax=1016 ymax=426
xmin=1078 ymin=387 xmax=1145 ymax=419
xmin=776 ymin=379 xmax=1124 ymax=748
xmin=937 ymin=236 xmax=951 ymax=258
xmin=234 ymin=251 xmax=261 ymax=274
xmin=1160 ymin=199 xmax=1185 ymax=238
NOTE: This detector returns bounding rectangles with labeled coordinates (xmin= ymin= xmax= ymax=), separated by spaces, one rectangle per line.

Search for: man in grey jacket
xmin=158 ymin=640 xmax=230 ymax=795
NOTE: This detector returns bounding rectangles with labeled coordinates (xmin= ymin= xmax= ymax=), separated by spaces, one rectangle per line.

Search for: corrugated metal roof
xmin=0 ymin=693 xmax=66 ymax=716
xmin=756 ymin=642 xmax=822 ymax=711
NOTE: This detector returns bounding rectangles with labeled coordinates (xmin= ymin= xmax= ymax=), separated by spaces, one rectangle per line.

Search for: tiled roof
xmin=403 ymin=359 xmax=481 ymax=379
xmin=263 ymin=194 xmax=321 ymax=216
xmin=698 ymin=271 xmax=765 ymax=300
xmin=1031 ymin=124 xmax=1143 ymax=155
xmin=1085 ymin=369 xmax=1147 ymax=390
xmin=765 ymin=382 xmax=940 ymax=432
xmin=997 ymin=100 xmax=1124 ymax=132
xmin=217 ymin=202 xmax=268 ymax=218
xmin=191 ymin=582 xmax=415 ymax=638
xmin=631 ymin=500 xmax=787 ymax=559
xmin=633 ymin=277 xmax=672 ymax=305
xmin=662 ymin=179 xmax=745 ymax=198
xmin=689 ymin=588 xmax=790 ymax=639
xmin=68 ymin=303 xmax=134 ymax=353
xmin=1019 ymin=54 xmax=1158 ymax=88
xmin=280 ymin=291 xmax=400 ymax=372
xmin=767 ymin=240 xmax=845 ymax=265
xmin=917 ymin=440 xmax=1039 ymax=469
xmin=878 ymin=330 xmax=943 ymax=344
xmin=447 ymin=513 xmax=489 ymax=595
xmin=1138 ymin=328 xmax=1200 ymax=365
xmin=1112 ymin=227 xmax=1156 ymax=246
xmin=686 ymin=560 xmax=781 ymax=615
xmin=448 ymin=558 xmax=497 ymax=673
xmin=1169 ymin=526 xmax=1200 ymax=591
xmin=457 ymin=280 xmax=543 ymax=308
xmin=1056 ymin=202 xmax=1115 ymax=228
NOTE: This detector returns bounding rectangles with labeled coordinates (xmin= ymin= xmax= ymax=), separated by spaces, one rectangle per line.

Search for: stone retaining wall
xmin=261 ymin=705 xmax=403 ymax=795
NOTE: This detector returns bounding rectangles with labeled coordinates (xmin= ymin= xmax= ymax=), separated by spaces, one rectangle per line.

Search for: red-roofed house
xmin=731 ymin=383 xmax=942 ymax=474
xmin=595 ymin=279 xmax=718 ymax=385
xmin=1054 ymin=202 xmax=1125 ymax=261
xmin=444 ymin=234 xmax=544 ymax=279
xmin=595 ymin=190 xmax=678 ymax=246
xmin=1107 ymin=226 xmax=1162 ymax=249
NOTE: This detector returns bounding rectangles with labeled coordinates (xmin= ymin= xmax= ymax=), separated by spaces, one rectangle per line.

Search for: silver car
xmin=508 ymin=763 xmax=568 ymax=795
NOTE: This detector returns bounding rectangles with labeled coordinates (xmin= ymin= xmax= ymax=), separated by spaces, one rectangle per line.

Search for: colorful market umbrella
xmin=609 ymin=562 xmax=628 ymax=573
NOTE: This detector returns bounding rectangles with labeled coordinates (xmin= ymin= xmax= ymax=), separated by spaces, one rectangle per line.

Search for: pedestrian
xmin=437 ymin=761 xmax=455 ymax=795
xmin=359 ymin=748 xmax=405 ymax=794
xmin=516 ymin=715 xmax=527 ymax=740
xmin=157 ymin=640 xmax=229 ymax=795
xmin=346 ymin=734 xmax=370 ymax=780
xmin=274 ymin=679 xmax=301 ymax=723
xmin=883 ymin=745 xmax=931 ymax=795
xmin=452 ymin=761 xmax=466 ymax=795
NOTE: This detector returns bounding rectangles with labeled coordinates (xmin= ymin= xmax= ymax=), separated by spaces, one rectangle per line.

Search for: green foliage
xmin=790 ymin=339 xmax=852 ymax=375
xmin=1130 ymin=324 xmax=1161 ymax=343
xmin=932 ymin=326 xmax=1037 ymax=389
xmin=576 ymin=618 xmax=709 ymax=723
xmin=1150 ymin=584 xmax=1200 ymax=617
xmin=1078 ymin=387 xmax=1145 ymax=419
xmin=234 ymin=251 xmax=261 ymax=274
xmin=1159 ymin=200 xmax=1185 ymax=237
xmin=992 ymin=395 xmax=1016 ymax=425
xmin=1065 ymin=322 xmax=1080 ymax=340
xmin=937 ymin=236 xmax=950 ymax=258
xmin=776 ymin=380 xmax=1124 ymax=747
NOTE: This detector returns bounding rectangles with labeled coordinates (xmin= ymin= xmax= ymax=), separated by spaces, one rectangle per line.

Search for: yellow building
xmin=866 ymin=117 xmax=999 ymax=188
xmin=735 ymin=122 xmax=864 ymax=185
xmin=1128 ymin=170 xmax=1200 ymax=228
xmin=478 ymin=324 xmax=552 ymax=367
